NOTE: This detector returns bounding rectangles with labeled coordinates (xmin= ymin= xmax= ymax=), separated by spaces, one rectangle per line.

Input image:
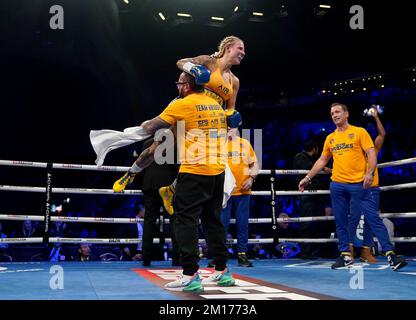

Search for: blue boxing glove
xmin=225 ymin=110 xmax=242 ymax=128
xmin=183 ymin=62 xmax=210 ymax=85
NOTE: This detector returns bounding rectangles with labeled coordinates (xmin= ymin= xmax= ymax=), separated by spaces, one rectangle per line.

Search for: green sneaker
xmin=183 ymin=273 xmax=204 ymax=292
xmin=202 ymin=268 xmax=235 ymax=287
xmin=165 ymin=272 xmax=204 ymax=292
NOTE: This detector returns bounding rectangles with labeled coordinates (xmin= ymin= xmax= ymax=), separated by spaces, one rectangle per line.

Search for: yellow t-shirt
xmin=370 ymin=148 xmax=380 ymax=187
xmin=204 ymin=59 xmax=233 ymax=107
xmin=227 ymin=136 xmax=258 ymax=196
xmin=159 ymin=93 xmax=227 ymax=176
xmin=322 ymin=125 xmax=374 ymax=183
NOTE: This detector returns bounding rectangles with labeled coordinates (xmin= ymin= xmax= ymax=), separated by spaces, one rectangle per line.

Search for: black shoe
xmin=207 ymin=260 xmax=215 ymax=268
xmin=238 ymin=253 xmax=253 ymax=267
xmin=142 ymin=260 xmax=151 ymax=267
xmin=387 ymin=253 xmax=407 ymax=271
xmin=331 ymin=254 xmax=353 ymax=269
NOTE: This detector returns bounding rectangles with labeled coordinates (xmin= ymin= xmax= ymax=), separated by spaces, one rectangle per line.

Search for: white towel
xmin=89 ymin=126 xmax=151 ymax=166
xmin=223 ymin=164 xmax=236 ymax=208
xmin=90 ymin=125 xmax=236 ymax=206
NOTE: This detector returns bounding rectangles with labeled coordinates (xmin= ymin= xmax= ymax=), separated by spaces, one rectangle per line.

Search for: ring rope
xmin=0 ymin=237 xmax=275 ymax=245
xmin=1 ymin=236 xmax=416 ymax=245
xmin=1 ymin=157 xmax=415 ymax=174
xmin=2 ymin=212 xmax=416 ymax=224
xmin=0 ymin=185 xmax=143 ymax=195
xmin=1 ymin=183 xmax=415 ymax=196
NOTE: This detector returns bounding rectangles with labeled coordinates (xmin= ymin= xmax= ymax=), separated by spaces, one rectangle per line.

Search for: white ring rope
xmin=377 ymin=157 xmax=416 ymax=169
xmin=277 ymin=237 xmax=416 ymax=243
xmin=0 ymin=237 xmax=275 ymax=245
xmin=1 ymin=182 xmax=415 ymax=196
xmin=1 ymin=236 xmax=416 ymax=244
xmin=0 ymin=185 xmax=143 ymax=195
xmin=0 ymin=160 xmax=129 ymax=172
xmin=1 ymin=157 xmax=416 ymax=174
xmin=2 ymin=212 xmax=416 ymax=224
xmin=379 ymin=182 xmax=416 ymax=191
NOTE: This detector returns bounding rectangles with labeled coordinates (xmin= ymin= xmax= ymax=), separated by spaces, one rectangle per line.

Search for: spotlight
xmin=177 ymin=13 xmax=192 ymax=18
xmin=315 ymin=4 xmax=331 ymax=17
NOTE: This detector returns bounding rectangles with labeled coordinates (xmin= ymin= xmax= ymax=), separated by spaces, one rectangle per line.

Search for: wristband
xmin=183 ymin=61 xmax=196 ymax=73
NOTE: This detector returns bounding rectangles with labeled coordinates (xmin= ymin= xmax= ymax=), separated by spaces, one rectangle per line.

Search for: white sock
xmin=171 ymin=179 xmax=177 ymax=189
xmin=130 ymin=163 xmax=142 ymax=174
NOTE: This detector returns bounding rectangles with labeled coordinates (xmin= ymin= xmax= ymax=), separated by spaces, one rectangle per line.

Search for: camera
xmin=363 ymin=104 xmax=384 ymax=117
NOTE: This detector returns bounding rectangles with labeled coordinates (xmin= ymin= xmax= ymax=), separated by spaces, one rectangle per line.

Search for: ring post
xmin=43 ymin=163 xmax=53 ymax=245
xmin=159 ymin=210 xmax=165 ymax=246
xmin=270 ymin=171 xmax=278 ymax=244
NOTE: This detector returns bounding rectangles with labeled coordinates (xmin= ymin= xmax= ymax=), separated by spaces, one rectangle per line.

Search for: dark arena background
xmin=0 ymin=0 xmax=415 ymax=310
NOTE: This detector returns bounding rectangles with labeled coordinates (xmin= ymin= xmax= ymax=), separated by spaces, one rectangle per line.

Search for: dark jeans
xmin=142 ymin=191 xmax=179 ymax=262
xmin=221 ymin=195 xmax=250 ymax=253
xmin=173 ymin=172 xmax=227 ymax=276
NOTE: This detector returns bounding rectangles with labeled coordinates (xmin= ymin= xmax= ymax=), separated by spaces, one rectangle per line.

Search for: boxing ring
xmin=1 ymin=158 xmax=416 ymax=300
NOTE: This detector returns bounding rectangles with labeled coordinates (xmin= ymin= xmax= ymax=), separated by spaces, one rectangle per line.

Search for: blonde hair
xmin=211 ymin=36 xmax=243 ymax=58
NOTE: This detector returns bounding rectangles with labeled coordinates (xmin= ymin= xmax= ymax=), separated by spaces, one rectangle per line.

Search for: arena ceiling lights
xmin=314 ymin=3 xmax=332 ymax=17
xmin=148 ymin=0 xmax=288 ymax=27
xmin=120 ymin=0 xmax=335 ymax=27
xmin=151 ymin=1 xmax=244 ymax=28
